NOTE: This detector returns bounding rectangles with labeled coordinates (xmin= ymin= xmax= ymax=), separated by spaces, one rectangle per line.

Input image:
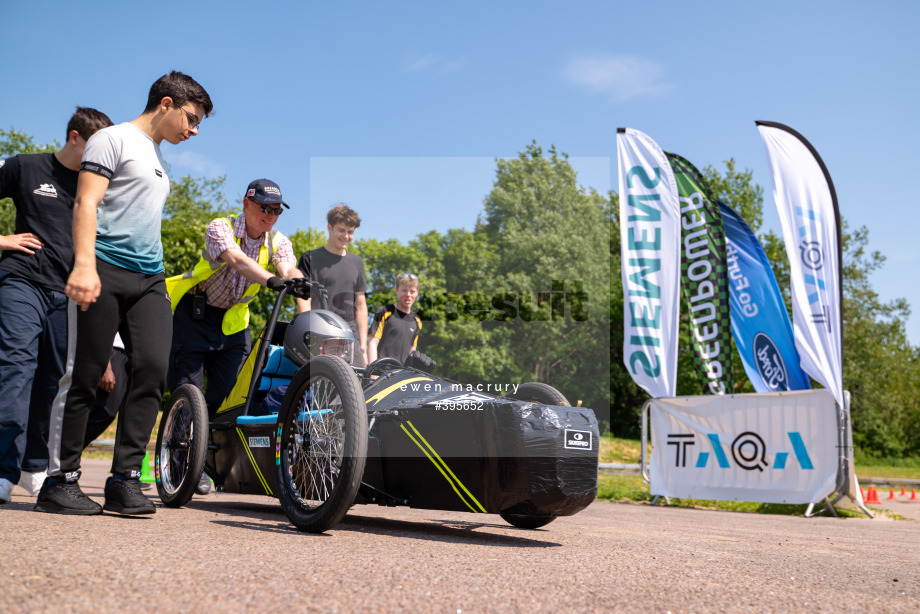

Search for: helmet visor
xmin=319 ymin=338 xmax=353 ymax=363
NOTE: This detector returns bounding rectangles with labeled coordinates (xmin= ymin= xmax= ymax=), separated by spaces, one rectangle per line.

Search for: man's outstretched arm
xmin=66 ymin=171 xmax=109 ymax=310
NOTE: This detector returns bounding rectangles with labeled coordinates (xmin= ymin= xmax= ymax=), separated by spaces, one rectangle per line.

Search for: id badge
xmin=192 ymin=293 xmax=206 ymax=320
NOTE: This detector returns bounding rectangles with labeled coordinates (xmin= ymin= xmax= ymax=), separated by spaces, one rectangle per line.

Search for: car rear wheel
xmin=505 ymin=382 xmax=570 ymax=406
xmin=500 ymin=382 xmax=570 ymax=529
xmin=276 ymin=355 xmax=368 ymax=533
xmin=155 ymin=384 xmax=209 ymax=508
xmin=500 ymin=513 xmax=556 ymax=529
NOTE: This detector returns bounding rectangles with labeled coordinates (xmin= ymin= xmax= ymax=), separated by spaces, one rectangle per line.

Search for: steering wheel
xmin=362 ymin=357 xmax=405 ymax=385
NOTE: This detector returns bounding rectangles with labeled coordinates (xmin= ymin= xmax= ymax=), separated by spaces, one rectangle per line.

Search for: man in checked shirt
xmin=165 ymin=179 xmax=304 ymax=420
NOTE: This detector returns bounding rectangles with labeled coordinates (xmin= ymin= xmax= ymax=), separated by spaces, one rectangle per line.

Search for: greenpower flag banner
xmin=666 ymin=153 xmax=733 ymax=394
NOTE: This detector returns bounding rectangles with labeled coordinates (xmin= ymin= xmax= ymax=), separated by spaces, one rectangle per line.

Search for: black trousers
xmin=168 ymin=294 xmax=250 ymax=416
xmin=0 ymin=271 xmax=67 ymax=482
xmin=51 ymin=259 xmax=172 ymax=477
xmin=82 ymin=346 xmax=130 ymax=448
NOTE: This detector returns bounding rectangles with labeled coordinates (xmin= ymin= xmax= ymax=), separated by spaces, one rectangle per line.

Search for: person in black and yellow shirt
xmin=367 ymin=272 xmax=422 ymax=365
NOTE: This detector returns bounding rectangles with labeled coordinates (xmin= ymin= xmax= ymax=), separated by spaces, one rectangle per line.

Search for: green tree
xmin=409 ymin=227 xmax=513 ymax=383
xmin=837 ymin=222 xmax=919 ymax=457
xmin=703 ymin=159 xmax=764 ymax=232
xmin=161 ymin=174 xmax=232 ymax=276
xmin=0 ymin=128 xmax=57 ymax=157
xmin=477 ymin=143 xmax=611 ymax=416
xmin=354 ymin=237 xmax=432 ymax=299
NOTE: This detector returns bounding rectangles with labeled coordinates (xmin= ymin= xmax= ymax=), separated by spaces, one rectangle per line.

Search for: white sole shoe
xmin=0 ymin=478 xmax=13 ymax=504
xmin=18 ymin=470 xmax=48 ymax=497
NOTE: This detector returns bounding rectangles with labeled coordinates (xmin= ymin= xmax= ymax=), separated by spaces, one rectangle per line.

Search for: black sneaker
xmin=196 ymin=472 xmax=212 ymax=496
xmin=34 ymin=471 xmax=103 ymax=515
xmin=103 ymin=476 xmax=156 ymax=515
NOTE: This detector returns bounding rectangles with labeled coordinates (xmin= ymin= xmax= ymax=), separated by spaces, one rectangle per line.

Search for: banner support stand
xmin=801 ymin=391 xmax=872 ymax=518
xmin=642 ymin=401 xmax=670 ymax=508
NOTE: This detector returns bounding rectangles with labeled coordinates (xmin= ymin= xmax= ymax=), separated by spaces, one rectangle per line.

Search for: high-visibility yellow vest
xmin=165 ymin=215 xmax=282 ymax=335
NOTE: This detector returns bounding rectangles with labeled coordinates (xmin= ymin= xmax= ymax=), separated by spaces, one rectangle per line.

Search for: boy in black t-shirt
xmin=367 ymin=272 xmax=422 ymax=365
xmin=0 ymin=107 xmax=112 ymax=504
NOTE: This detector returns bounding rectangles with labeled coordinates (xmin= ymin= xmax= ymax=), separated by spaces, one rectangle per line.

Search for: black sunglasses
xmin=257 ymin=203 xmax=284 ymax=216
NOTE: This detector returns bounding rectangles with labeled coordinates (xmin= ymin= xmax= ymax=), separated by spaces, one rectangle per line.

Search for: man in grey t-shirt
xmin=38 ymin=71 xmax=213 ymax=517
xmin=297 ymin=203 xmax=368 ymax=367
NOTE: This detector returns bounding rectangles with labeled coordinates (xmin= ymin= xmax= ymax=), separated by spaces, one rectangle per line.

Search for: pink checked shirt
xmin=199 ymin=213 xmax=295 ymax=309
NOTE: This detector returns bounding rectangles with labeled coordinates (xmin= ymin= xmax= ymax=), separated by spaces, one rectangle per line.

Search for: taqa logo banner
xmin=757 ymin=122 xmax=843 ymax=407
xmin=720 ymin=202 xmax=810 ymax=393
xmin=649 ymin=390 xmax=838 ymax=504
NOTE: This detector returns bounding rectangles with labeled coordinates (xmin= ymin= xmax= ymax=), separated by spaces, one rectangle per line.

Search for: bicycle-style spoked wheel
xmin=155 ymin=384 xmax=208 ymax=507
xmin=276 ymin=355 xmax=367 ymax=533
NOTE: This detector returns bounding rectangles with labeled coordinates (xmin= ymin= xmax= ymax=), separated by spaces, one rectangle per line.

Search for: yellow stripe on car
xmin=399 ymin=421 xmax=486 ymax=513
xmin=366 ymin=376 xmax=432 ymax=407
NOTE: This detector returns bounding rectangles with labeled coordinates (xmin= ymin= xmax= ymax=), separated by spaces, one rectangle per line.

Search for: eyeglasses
xmin=397 ymin=273 xmax=418 ymax=281
xmin=258 ymin=203 xmax=284 ymax=216
xmin=177 ymin=106 xmax=200 ymax=130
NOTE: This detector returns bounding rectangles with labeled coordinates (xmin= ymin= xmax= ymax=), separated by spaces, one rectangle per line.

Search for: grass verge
xmin=599 ymin=435 xmax=920 ymax=481
xmin=596 ymin=474 xmax=866 ymax=517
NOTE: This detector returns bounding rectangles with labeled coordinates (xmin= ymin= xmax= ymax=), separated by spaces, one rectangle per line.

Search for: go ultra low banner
xmin=648 ymin=390 xmax=838 ymax=504
xmin=720 ymin=202 xmax=810 ymax=393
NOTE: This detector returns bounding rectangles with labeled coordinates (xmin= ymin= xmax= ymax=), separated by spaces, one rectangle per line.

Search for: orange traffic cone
xmin=910 ymin=490 xmax=918 ymax=501
xmin=865 ymin=488 xmax=881 ymax=505
xmin=900 ymin=487 xmax=906 ymax=497
xmin=887 ymin=488 xmax=898 ymax=500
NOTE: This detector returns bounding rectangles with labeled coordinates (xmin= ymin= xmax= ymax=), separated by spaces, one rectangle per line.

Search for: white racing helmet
xmin=284 ymin=310 xmax=356 ymax=366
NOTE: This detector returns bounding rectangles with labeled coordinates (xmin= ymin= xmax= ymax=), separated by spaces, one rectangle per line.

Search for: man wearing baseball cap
xmin=165 ymin=178 xmax=304 ymax=433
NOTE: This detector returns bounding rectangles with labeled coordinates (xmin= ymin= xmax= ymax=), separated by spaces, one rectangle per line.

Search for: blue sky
xmin=3 ymin=1 xmax=918 ymax=344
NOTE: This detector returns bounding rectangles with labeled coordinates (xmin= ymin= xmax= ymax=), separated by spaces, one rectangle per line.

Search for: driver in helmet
xmin=284 ymin=308 xmax=356 ymax=367
xmin=261 ymin=307 xmax=355 ymax=415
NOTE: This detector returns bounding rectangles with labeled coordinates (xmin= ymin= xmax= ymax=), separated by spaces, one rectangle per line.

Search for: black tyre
xmin=505 ymin=381 xmax=570 ymax=406
xmin=276 ymin=355 xmax=368 ymax=533
xmin=501 ymin=382 xmax=568 ymax=529
xmin=500 ymin=513 xmax=556 ymax=529
xmin=155 ymin=384 xmax=209 ymax=508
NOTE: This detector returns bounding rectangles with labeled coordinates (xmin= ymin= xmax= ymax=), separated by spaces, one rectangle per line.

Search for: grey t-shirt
xmin=298 ymin=247 xmax=367 ymax=328
xmin=80 ymin=122 xmax=170 ymax=274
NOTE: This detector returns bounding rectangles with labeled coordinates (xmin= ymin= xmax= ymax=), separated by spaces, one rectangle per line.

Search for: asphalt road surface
xmin=1 ymin=457 xmax=918 ymax=613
